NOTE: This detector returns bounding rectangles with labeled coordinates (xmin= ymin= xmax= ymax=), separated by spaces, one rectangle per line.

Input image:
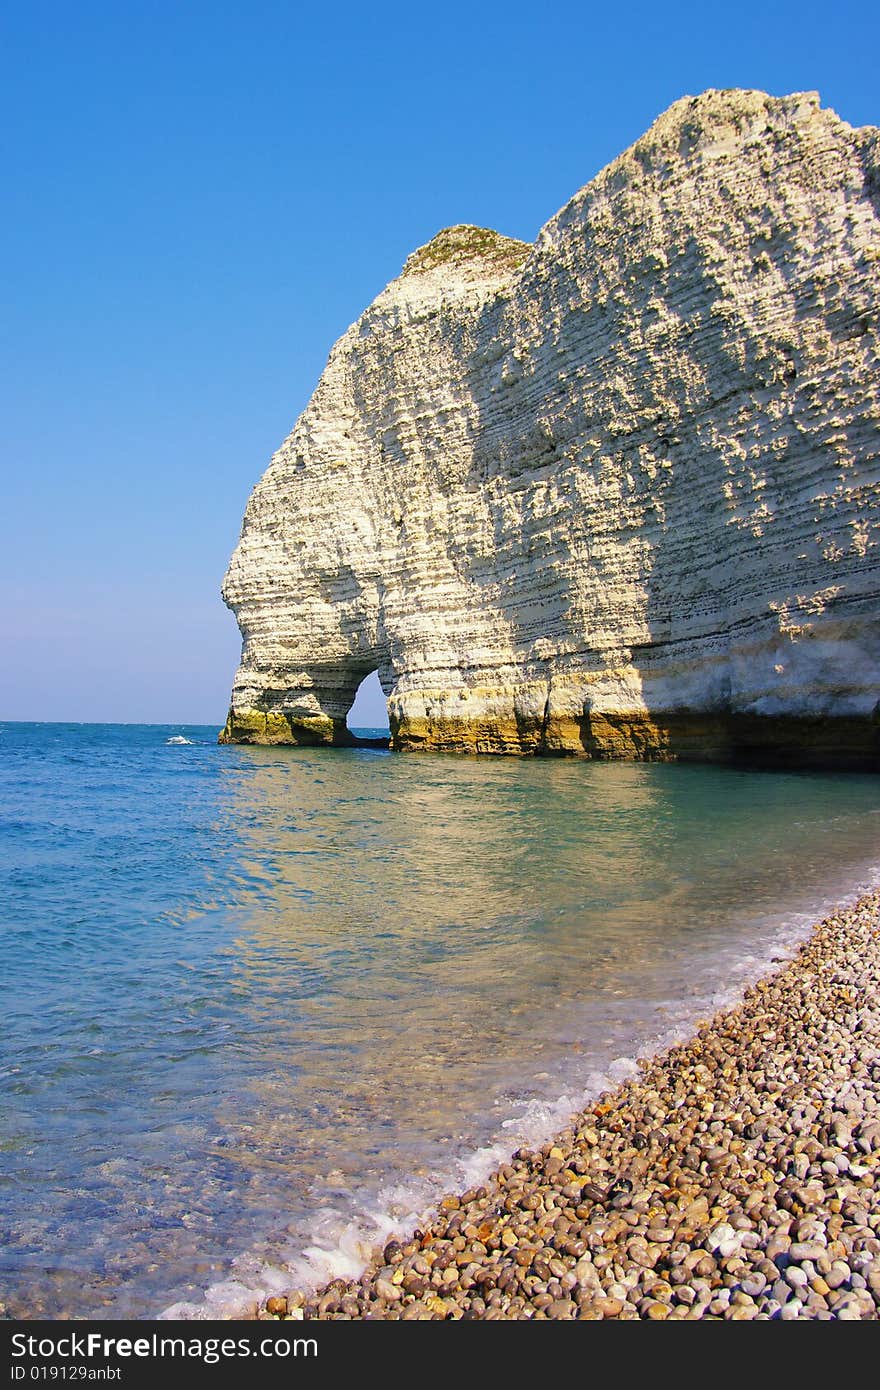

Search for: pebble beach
xmin=259 ymin=888 xmax=880 ymax=1321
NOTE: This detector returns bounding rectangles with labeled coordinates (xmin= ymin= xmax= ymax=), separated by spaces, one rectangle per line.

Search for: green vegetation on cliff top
xmin=403 ymin=224 xmax=531 ymax=276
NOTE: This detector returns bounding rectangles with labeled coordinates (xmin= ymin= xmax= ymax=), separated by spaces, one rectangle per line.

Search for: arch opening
xmin=345 ymin=670 xmax=390 ymax=745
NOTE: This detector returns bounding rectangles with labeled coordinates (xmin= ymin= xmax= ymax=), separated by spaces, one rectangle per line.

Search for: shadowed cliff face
xmin=221 ymin=90 xmax=880 ymax=767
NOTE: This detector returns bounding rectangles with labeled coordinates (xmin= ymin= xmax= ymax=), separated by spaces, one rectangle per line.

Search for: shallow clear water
xmin=1 ymin=721 xmax=879 ymax=1318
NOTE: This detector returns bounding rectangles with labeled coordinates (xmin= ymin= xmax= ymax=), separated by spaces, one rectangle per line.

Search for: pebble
xmin=256 ymin=891 xmax=880 ymax=1321
xmin=789 ymin=1242 xmax=825 ymax=1262
xmin=740 ymin=1274 xmax=766 ymax=1296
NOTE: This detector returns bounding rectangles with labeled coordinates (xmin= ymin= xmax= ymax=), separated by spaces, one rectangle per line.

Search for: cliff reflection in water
xmin=208 ymin=748 xmax=880 ymax=1237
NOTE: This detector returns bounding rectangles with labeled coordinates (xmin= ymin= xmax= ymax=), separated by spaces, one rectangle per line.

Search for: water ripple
xmin=1 ymin=721 xmax=879 ymax=1317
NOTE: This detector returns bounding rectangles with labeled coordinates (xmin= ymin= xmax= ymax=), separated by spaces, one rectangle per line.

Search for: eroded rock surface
xmin=221 ymin=90 xmax=880 ymax=765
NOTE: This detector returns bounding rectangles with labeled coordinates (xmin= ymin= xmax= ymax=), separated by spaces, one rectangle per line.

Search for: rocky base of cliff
xmin=220 ymin=705 xmax=879 ymax=769
xmin=218 ymin=708 xmax=351 ymax=747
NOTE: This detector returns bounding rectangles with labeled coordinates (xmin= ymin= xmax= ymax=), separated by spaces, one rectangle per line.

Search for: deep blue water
xmin=1 ymin=721 xmax=879 ymax=1318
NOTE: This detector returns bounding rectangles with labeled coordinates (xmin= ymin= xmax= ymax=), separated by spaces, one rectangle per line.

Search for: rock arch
xmin=220 ymin=91 xmax=880 ymax=767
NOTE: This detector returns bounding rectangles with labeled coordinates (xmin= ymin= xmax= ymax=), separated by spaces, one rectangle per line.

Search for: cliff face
xmin=221 ymin=90 xmax=880 ymax=766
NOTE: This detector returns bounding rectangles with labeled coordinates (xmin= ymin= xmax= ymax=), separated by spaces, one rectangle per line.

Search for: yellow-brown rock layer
xmin=389 ymin=710 xmax=879 ymax=767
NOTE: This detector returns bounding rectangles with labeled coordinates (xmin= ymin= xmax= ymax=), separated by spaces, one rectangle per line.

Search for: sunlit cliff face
xmin=221 ymin=91 xmax=880 ymax=768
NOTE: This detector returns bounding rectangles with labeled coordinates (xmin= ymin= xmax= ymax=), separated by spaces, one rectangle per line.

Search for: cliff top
xmin=401 ymin=224 xmax=531 ymax=278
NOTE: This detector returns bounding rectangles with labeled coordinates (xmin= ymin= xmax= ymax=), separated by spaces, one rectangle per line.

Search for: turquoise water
xmin=1 ymin=721 xmax=879 ymax=1318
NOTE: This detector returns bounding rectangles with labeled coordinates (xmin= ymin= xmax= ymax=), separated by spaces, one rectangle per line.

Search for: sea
xmin=2 ymin=720 xmax=879 ymax=1319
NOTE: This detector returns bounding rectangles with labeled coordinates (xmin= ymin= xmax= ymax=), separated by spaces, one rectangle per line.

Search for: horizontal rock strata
xmin=222 ymin=89 xmax=880 ymax=766
xmin=257 ymin=890 xmax=880 ymax=1320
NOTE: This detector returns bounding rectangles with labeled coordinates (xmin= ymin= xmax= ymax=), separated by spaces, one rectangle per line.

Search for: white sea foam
xmin=166 ymin=736 xmax=193 ymax=745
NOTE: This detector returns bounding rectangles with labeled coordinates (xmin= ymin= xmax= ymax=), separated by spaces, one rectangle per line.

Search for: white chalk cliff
xmin=222 ymin=89 xmax=880 ymax=766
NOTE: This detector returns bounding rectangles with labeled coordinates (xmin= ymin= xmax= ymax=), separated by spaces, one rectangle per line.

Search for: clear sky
xmin=2 ymin=1 xmax=877 ymax=728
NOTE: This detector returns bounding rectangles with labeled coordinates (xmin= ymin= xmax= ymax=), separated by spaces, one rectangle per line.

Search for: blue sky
xmin=2 ymin=1 xmax=877 ymax=727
